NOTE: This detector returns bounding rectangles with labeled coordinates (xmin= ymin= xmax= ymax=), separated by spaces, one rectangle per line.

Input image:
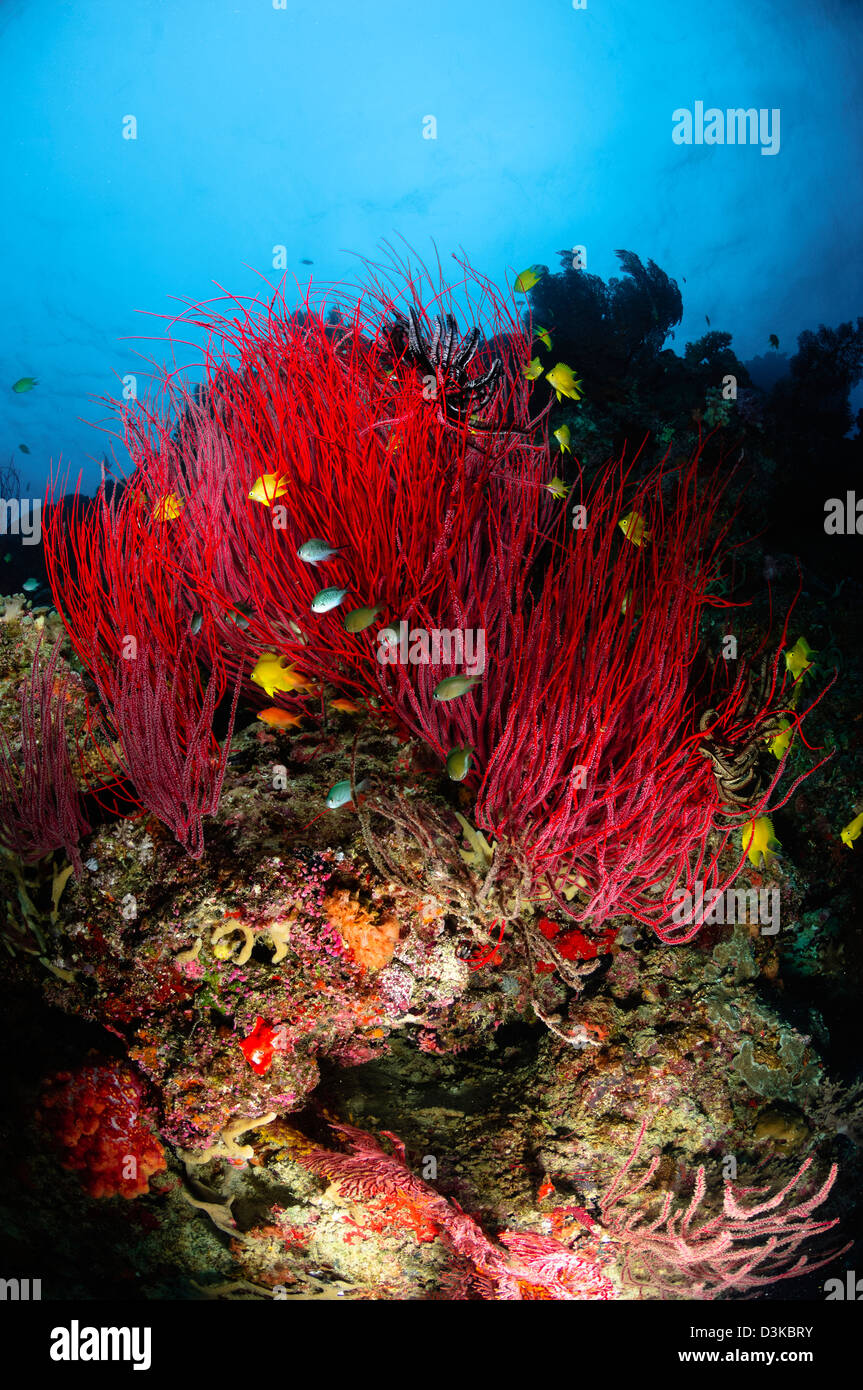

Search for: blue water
xmin=1 ymin=0 xmax=861 ymax=491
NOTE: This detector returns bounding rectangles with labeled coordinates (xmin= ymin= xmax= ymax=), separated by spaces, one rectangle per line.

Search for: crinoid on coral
xmin=697 ymin=653 xmax=798 ymax=807
xmin=385 ymin=306 xmax=503 ymax=423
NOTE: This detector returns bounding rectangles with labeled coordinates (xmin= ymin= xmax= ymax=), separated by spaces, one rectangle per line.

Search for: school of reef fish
xmin=0 ymin=247 xmax=861 ymax=1300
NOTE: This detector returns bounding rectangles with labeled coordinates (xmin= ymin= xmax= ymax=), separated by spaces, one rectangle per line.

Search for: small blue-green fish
xmin=298 ymin=538 xmax=343 ymax=565
xmin=326 ymin=777 xmax=370 ymax=809
xmin=446 ymin=745 xmax=474 ymax=781
xmin=376 ymin=625 xmax=401 ymax=661
xmin=190 ymin=612 xmax=203 ymax=635
xmin=3 ymin=554 xmax=11 ymax=563
xmin=22 ymin=578 xmax=40 ymax=592
xmin=12 ymin=377 xmax=38 ymax=393
xmin=433 ymin=674 xmax=482 ymax=702
xmin=311 ymin=586 xmax=347 ymax=613
xmin=535 ymin=326 xmax=552 ymax=350
xmin=19 ymin=444 xmax=30 ymax=454
xmin=226 ymin=609 xmax=249 ymax=629
xmin=344 ymin=603 xmax=383 ymax=634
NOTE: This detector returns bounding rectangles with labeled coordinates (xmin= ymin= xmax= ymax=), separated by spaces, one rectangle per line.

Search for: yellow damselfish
xmin=153 ymin=493 xmax=185 ymax=522
xmin=251 ymin=654 xmax=316 ymax=699
xmin=786 ymin=637 xmax=815 ymax=679
xmin=545 ymin=362 xmax=583 ymax=403
xmin=514 ymin=264 xmax=547 ymax=294
xmin=740 ymin=816 xmax=781 ymax=870
xmin=618 ymin=510 xmax=650 ymax=547
xmin=786 ymin=637 xmax=816 ymax=708
xmin=248 ymin=474 xmax=288 ymax=506
xmin=767 ymin=718 xmax=794 ymax=760
xmin=840 ymin=811 xmax=863 ymax=848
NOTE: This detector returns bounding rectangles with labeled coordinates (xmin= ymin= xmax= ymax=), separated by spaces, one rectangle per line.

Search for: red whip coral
xmin=91 ymin=638 xmax=239 ymax=860
xmin=42 ymin=246 xmax=825 ymax=938
xmin=0 ymin=636 xmax=91 ymax=875
xmin=44 ymin=481 xmax=241 ymax=858
xmin=43 ymin=251 xmax=540 ymax=855
xmin=464 ymin=447 xmax=825 ymax=938
xmin=88 ymin=248 xmax=548 ymax=713
xmin=37 ymin=1063 xmax=166 ymax=1199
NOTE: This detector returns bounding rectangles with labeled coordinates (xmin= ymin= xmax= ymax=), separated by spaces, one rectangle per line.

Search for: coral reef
xmin=1 ymin=246 xmax=860 ymax=1303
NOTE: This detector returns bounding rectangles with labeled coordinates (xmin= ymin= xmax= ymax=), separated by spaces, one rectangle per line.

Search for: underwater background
xmin=1 ymin=0 xmax=862 ymax=1329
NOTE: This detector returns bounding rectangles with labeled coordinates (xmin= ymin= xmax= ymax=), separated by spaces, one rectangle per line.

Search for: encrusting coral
xmin=37 ymin=1062 xmax=166 ymax=1199
xmin=324 ymin=888 xmax=401 ymax=972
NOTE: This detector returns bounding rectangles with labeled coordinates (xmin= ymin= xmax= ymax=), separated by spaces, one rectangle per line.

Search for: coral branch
xmin=0 ymin=636 xmax=91 ymax=875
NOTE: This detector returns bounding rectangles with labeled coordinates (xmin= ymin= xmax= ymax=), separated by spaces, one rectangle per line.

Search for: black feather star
xmin=697 ymin=658 xmax=789 ymax=807
xmin=388 ymin=307 xmax=503 ymax=423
